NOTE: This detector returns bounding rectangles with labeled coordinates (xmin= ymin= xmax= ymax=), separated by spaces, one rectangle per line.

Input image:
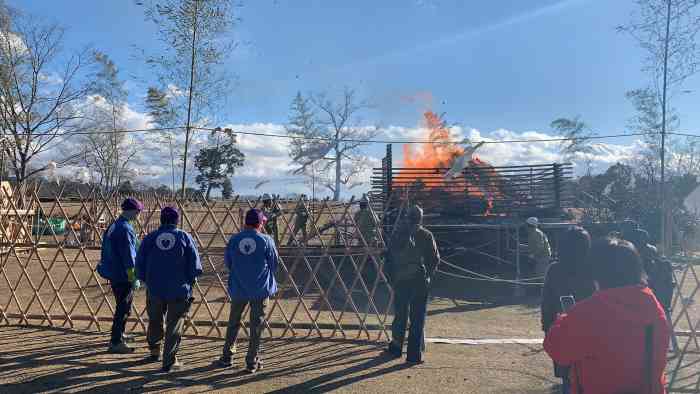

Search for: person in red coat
xmin=543 ymin=236 xmax=670 ymax=394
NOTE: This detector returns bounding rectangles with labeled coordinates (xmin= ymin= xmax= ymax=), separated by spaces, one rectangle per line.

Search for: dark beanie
xmin=121 ymin=197 xmax=144 ymax=211
xmin=245 ymin=208 xmax=266 ymax=226
xmin=161 ymin=206 xmax=179 ymax=225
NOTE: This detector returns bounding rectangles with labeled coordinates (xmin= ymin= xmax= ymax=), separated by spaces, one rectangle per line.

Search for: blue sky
xmin=9 ymin=0 xmax=700 ymax=196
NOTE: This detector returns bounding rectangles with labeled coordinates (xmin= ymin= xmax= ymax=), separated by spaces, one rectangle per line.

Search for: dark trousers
xmin=561 ymin=375 xmax=571 ymax=394
xmin=110 ymin=282 xmax=134 ymax=346
xmin=390 ymin=277 xmax=429 ymax=361
xmin=222 ymin=298 xmax=268 ymax=367
xmin=287 ymin=224 xmax=308 ymax=246
xmin=147 ymin=293 xmax=191 ymax=368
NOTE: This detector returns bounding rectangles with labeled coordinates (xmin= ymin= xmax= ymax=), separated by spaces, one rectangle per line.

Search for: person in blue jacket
xmin=136 ymin=206 xmax=202 ymax=372
xmin=218 ymin=208 xmax=278 ymax=373
xmin=97 ymin=197 xmax=143 ymax=354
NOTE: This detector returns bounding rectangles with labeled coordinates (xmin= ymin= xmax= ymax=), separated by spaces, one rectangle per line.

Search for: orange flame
xmin=398 ymin=111 xmax=503 ymax=216
xmin=402 ymin=111 xmax=463 ymax=169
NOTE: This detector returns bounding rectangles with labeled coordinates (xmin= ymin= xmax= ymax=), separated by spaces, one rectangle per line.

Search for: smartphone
xmin=560 ymin=295 xmax=576 ymax=312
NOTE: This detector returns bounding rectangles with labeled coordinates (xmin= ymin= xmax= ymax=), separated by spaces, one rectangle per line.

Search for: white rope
xmin=439 ymin=259 xmax=544 ymax=286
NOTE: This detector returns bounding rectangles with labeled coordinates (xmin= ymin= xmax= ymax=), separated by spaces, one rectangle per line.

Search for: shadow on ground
xmin=0 ymin=325 xmax=559 ymax=393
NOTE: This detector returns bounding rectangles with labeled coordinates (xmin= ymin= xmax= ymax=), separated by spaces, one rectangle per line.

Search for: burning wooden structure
xmin=370 ymin=143 xmax=575 ymax=292
xmin=371 ymin=145 xmax=574 ymax=221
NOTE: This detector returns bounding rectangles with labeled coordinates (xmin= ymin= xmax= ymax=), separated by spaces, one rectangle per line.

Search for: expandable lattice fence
xmin=2 ymin=184 xmax=700 ymax=391
xmin=0 ymin=185 xmax=394 ymax=341
xmin=666 ymin=257 xmax=700 ymax=392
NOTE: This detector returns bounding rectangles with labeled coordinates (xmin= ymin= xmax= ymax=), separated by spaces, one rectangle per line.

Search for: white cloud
xmin=166 ymin=84 xmax=184 ymax=98
xmin=386 ymin=126 xmax=641 ymax=176
xmin=38 ymin=72 xmax=64 ymax=86
xmin=0 ymin=31 xmax=26 ymax=55
xmin=31 ymin=101 xmax=648 ymax=197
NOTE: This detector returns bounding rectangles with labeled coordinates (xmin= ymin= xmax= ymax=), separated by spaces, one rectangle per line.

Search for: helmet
xmin=262 ymin=193 xmax=272 ymax=201
xmin=526 ymin=217 xmax=539 ymax=226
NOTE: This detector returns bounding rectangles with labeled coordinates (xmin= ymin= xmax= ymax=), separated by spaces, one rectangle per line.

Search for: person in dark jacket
xmin=136 ymin=207 xmax=202 ymax=372
xmin=385 ymin=205 xmax=440 ymax=364
xmin=287 ymin=195 xmax=309 ymax=246
xmin=625 ymin=227 xmax=678 ymax=352
xmin=355 ymin=196 xmax=379 ymax=247
xmin=218 ymin=208 xmax=278 ymax=373
xmin=541 ymin=226 xmax=596 ymax=394
xmin=625 ymin=228 xmax=675 ymax=314
xmin=544 ymin=237 xmax=670 ymax=394
xmin=261 ymin=193 xmax=280 ymax=245
xmin=97 ymin=197 xmax=143 ymax=354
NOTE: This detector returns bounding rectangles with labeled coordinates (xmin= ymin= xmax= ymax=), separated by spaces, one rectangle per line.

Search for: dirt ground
xmin=0 ymin=325 xmax=558 ymax=394
xmin=1 ymin=297 xmax=699 ymax=393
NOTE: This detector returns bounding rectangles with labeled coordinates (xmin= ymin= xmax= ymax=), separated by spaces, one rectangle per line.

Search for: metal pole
xmin=312 ymin=161 xmax=315 ymax=217
xmin=180 ymin=0 xmax=199 ymax=200
xmin=514 ymin=224 xmax=524 ymax=297
xmin=660 ymin=0 xmax=671 ymax=256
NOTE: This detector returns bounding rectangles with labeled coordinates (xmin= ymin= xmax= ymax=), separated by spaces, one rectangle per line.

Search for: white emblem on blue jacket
xmin=239 ymin=237 xmax=256 ymax=255
xmin=156 ymin=233 xmax=177 ymax=251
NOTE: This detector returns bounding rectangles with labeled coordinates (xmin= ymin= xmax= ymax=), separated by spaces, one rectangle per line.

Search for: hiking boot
xmin=406 ymin=357 xmax=424 ymax=365
xmin=162 ymin=359 xmax=183 ymax=372
xmin=216 ymin=357 xmax=233 ymax=368
xmin=147 ymin=348 xmax=161 ymax=362
xmin=107 ymin=342 xmax=134 ymax=354
xmin=383 ymin=343 xmax=402 ymax=358
xmin=245 ymin=361 xmax=262 ymax=374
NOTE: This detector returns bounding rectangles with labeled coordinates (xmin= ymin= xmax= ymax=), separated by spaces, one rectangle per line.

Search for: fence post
xmin=553 ymin=163 xmax=562 ymax=210
xmin=514 ymin=224 xmax=525 ymax=297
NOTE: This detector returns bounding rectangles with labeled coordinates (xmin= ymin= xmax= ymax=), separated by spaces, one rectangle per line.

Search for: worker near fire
xmin=96 ymin=197 xmax=143 ymax=354
xmin=261 ymin=193 xmax=280 ymax=245
xmin=526 ymin=217 xmax=552 ymax=281
xmin=136 ymin=206 xmax=202 ymax=372
xmin=355 ymin=195 xmax=379 ymax=247
xmin=218 ymin=208 xmax=278 ymax=374
xmin=287 ymin=195 xmax=309 ymax=246
xmin=384 ymin=204 xmax=440 ymax=364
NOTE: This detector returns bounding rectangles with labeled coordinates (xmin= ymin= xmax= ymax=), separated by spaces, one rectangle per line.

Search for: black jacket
xmin=541 ymin=262 xmax=596 ymax=333
xmin=541 ymin=261 xmax=596 ymax=378
xmin=641 ymin=247 xmax=674 ymax=312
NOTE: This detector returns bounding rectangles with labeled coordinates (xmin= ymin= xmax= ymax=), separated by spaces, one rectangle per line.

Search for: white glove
xmin=133 ymin=279 xmax=142 ymax=291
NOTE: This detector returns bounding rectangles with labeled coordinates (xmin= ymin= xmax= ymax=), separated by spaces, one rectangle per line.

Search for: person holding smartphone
xmin=544 ymin=237 xmax=670 ymax=394
xmin=540 ymin=226 xmax=596 ymax=394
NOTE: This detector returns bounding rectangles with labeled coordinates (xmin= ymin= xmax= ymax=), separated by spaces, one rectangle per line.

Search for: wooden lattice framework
xmin=0 ymin=185 xmax=394 ymax=340
xmin=3 ymin=183 xmax=700 ymax=390
xmin=667 ymin=259 xmax=700 ymax=393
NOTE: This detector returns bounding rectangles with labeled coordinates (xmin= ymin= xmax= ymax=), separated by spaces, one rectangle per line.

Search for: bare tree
xmin=139 ymin=0 xmax=239 ymax=198
xmin=619 ymin=0 xmax=700 ymax=252
xmin=145 ymin=86 xmax=180 ymax=195
xmin=625 ymin=87 xmax=680 ymax=183
xmin=550 ymin=116 xmax=597 ymax=161
xmin=286 ymin=88 xmax=379 ymax=201
xmin=0 ymin=6 xmax=92 ymax=189
xmin=80 ymin=51 xmax=138 ymax=191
